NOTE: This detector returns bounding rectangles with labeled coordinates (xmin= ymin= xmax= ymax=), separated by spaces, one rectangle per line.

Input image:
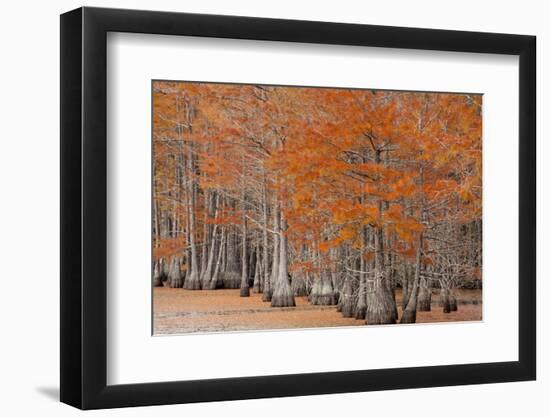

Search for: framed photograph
xmin=60 ymin=6 xmax=536 ymax=409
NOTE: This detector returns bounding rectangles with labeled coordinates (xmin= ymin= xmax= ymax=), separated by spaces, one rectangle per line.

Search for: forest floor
xmin=153 ymin=287 xmax=482 ymax=334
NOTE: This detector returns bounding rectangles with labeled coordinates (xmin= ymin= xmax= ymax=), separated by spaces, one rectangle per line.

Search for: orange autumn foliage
xmin=153 ymin=81 xmax=481 ymax=272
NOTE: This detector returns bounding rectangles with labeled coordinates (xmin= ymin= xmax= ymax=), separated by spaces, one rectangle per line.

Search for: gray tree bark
xmin=153 ymin=260 xmax=163 ymax=287
xmin=271 ymin=212 xmax=295 ymax=307
xmin=207 ymin=227 xmax=225 ymax=289
xmin=366 ymin=224 xmax=396 ymax=325
xmin=262 ymin=198 xmax=278 ymax=302
xmin=417 ymin=276 xmax=432 ymax=311
xmin=240 ymin=187 xmax=250 ymax=297
xmin=400 ymin=234 xmax=423 ymax=323
xmin=340 ymin=276 xmax=355 ymax=317
xmin=223 ymin=224 xmax=241 ymax=289
xmin=168 ymin=255 xmax=183 ymax=288
xmin=183 ymin=143 xmax=201 ymax=290
xmin=253 ymin=246 xmax=262 ymax=293
xmin=200 ymin=193 xmax=220 ymax=288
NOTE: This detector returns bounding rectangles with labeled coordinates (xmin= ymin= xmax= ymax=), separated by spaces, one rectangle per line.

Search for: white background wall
xmin=0 ymin=0 xmax=545 ymax=415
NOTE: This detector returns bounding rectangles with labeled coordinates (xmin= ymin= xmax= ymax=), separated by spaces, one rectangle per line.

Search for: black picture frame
xmin=60 ymin=6 xmax=536 ymax=410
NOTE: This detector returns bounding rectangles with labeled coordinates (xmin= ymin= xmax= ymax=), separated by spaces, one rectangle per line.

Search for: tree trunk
xmin=340 ymin=276 xmax=354 ymax=317
xmin=366 ymin=225 xmax=396 ymax=324
xmin=310 ymin=270 xmax=337 ymax=305
xmin=440 ymin=287 xmax=451 ymax=313
xmin=354 ymin=226 xmax=368 ymax=319
xmin=183 ymin=151 xmax=201 ymax=290
xmin=291 ymin=275 xmax=307 ymax=296
xmin=208 ymin=227 xmax=225 ymax=289
xmin=401 ymin=264 xmax=412 ymax=310
xmin=261 ymin=177 xmax=270 ymax=296
xmin=385 ymin=232 xmax=398 ymax=320
xmin=168 ymin=256 xmax=183 ymax=288
xmin=200 ymin=190 xmax=210 ymax=278
xmin=253 ymin=246 xmax=262 ymax=293
xmin=153 ymin=260 xmax=163 ymax=287
xmin=417 ymin=277 xmax=432 ymax=311
xmin=271 ymin=213 xmax=295 ymax=307
xmin=262 ymin=198 xmax=278 ymax=302
xmin=354 ymin=273 xmax=367 ymax=320
xmin=400 ymin=233 xmax=423 ymax=323
xmin=184 ymin=204 xmax=192 ymax=285
xmin=331 ymin=267 xmax=341 ymax=306
xmin=158 ymin=257 xmax=169 ymax=285
xmin=223 ymin=226 xmax=241 ymax=289
xmin=239 ymin=191 xmax=250 ymax=297
xmin=449 ymin=289 xmax=458 ymax=311
xmin=292 ymin=245 xmax=308 ymax=296
xmin=200 ymin=193 xmax=220 ymax=288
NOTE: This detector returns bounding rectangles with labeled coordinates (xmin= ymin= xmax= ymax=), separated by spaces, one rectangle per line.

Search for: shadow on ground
xmin=36 ymin=386 xmax=59 ymax=401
